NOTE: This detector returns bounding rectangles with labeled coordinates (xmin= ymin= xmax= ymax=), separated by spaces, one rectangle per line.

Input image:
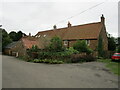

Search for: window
xmin=86 ymin=40 xmax=90 ymax=46
xmin=64 ymin=40 xmax=68 ymax=45
xmin=43 ymin=35 xmax=46 ymax=37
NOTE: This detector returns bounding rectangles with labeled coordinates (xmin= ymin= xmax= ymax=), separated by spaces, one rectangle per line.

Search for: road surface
xmin=2 ymin=55 xmax=118 ymax=88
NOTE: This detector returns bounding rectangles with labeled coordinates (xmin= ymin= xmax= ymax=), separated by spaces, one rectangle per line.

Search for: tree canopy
xmin=108 ymin=36 xmax=116 ymax=51
xmin=1 ymin=28 xmax=12 ymax=51
xmin=9 ymin=31 xmax=26 ymax=41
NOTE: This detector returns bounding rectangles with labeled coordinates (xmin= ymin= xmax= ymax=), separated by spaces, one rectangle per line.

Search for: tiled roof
xmin=5 ymin=42 xmax=18 ymax=49
xmin=36 ymin=22 xmax=103 ymax=40
xmin=21 ymin=36 xmax=41 ymax=49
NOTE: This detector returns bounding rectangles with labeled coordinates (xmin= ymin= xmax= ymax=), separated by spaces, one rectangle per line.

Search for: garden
xmin=25 ymin=36 xmax=96 ymax=64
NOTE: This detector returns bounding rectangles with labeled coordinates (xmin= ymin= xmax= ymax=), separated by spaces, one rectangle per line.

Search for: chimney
xmin=29 ymin=33 xmax=31 ymax=36
xmin=68 ymin=21 xmax=71 ymax=27
xmin=101 ymin=14 xmax=105 ymax=24
xmin=53 ymin=25 xmax=57 ymax=29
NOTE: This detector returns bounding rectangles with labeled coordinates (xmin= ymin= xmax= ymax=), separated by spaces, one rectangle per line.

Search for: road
xmin=2 ymin=55 xmax=118 ymax=88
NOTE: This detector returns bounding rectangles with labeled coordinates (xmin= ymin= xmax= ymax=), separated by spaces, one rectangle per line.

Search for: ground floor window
xmin=86 ymin=40 xmax=90 ymax=46
xmin=64 ymin=40 xmax=68 ymax=46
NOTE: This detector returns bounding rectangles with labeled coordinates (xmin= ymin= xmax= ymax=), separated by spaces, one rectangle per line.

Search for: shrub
xmin=47 ymin=36 xmax=65 ymax=52
xmin=71 ymin=54 xmax=96 ymax=63
xmin=73 ymin=40 xmax=93 ymax=54
xmin=33 ymin=59 xmax=64 ymax=64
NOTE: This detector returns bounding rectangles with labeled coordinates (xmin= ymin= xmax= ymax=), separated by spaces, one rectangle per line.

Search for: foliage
xmin=71 ymin=54 xmax=96 ymax=63
xmin=66 ymin=47 xmax=79 ymax=54
xmin=2 ymin=29 xmax=12 ymax=51
xmin=73 ymin=40 xmax=93 ymax=54
xmin=33 ymin=59 xmax=64 ymax=64
xmin=108 ymin=37 xmax=116 ymax=51
xmin=9 ymin=31 xmax=17 ymax=41
xmin=18 ymin=55 xmax=32 ymax=62
xmin=9 ymin=31 xmax=26 ymax=41
xmin=98 ymin=59 xmax=120 ymax=75
xmin=98 ymin=36 xmax=103 ymax=57
xmin=47 ymin=36 xmax=64 ymax=52
xmin=29 ymin=45 xmax=39 ymax=52
xmin=116 ymin=45 xmax=120 ymax=53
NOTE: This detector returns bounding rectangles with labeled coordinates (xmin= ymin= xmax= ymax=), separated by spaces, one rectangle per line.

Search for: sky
xmin=0 ymin=0 xmax=119 ymax=37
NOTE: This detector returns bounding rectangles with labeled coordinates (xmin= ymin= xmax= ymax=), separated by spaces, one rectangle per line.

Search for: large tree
xmin=9 ymin=31 xmax=26 ymax=41
xmin=2 ymin=28 xmax=12 ymax=51
xmin=9 ymin=31 xmax=17 ymax=41
xmin=108 ymin=37 xmax=116 ymax=51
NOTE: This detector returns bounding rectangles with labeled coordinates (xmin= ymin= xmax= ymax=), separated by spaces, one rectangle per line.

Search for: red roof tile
xmin=36 ymin=22 xmax=103 ymax=40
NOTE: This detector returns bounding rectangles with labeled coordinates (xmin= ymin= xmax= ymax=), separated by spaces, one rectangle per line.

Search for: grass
xmin=98 ymin=59 xmax=120 ymax=76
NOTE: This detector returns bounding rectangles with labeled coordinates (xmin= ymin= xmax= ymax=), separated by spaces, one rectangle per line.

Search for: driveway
xmin=2 ymin=55 xmax=118 ymax=88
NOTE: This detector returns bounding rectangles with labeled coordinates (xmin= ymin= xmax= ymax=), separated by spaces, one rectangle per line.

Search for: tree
xmin=9 ymin=31 xmax=17 ymax=41
xmin=73 ymin=40 xmax=93 ymax=54
xmin=9 ymin=31 xmax=26 ymax=41
xmin=98 ymin=36 xmax=103 ymax=57
xmin=108 ymin=37 xmax=116 ymax=51
xmin=2 ymin=29 xmax=12 ymax=51
xmin=116 ymin=45 xmax=120 ymax=53
xmin=48 ymin=36 xmax=64 ymax=52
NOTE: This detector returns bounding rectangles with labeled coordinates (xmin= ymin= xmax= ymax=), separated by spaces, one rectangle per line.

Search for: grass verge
xmin=98 ymin=59 xmax=120 ymax=76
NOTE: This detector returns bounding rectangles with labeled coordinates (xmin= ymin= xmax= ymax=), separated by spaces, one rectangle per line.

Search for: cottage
xmin=5 ymin=15 xmax=108 ymax=57
xmin=36 ymin=15 xmax=108 ymax=51
xmin=4 ymin=36 xmax=41 ymax=57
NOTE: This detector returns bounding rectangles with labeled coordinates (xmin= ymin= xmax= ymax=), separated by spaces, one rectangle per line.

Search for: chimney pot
xmin=53 ymin=25 xmax=57 ymax=29
xmin=68 ymin=21 xmax=71 ymax=27
xmin=29 ymin=33 xmax=31 ymax=36
xmin=101 ymin=14 xmax=105 ymax=24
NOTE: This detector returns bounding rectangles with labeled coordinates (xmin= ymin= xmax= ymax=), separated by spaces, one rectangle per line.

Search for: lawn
xmin=98 ymin=59 xmax=120 ymax=76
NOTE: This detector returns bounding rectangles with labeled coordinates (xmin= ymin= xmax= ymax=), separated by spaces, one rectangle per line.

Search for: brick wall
xmin=99 ymin=25 xmax=108 ymax=51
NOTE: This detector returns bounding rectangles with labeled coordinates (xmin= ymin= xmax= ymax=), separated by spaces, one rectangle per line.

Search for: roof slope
xmin=21 ymin=36 xmax=41 ymax=49
xmin=63 ymin=22 xmax=102 ymax=40
xmin=36 ymin=22 xmax=103 ymax=40
xmin=5 ymin=42 xmax=18 ymax=49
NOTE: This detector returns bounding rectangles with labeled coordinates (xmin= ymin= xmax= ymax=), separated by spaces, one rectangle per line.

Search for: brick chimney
xmin=53 ymin=25 xmax=57 ymax=29
xmin=29 ymin=33 xmax=31 ymax=36
xmin=68 ymin=21 xmax=71 ymax=27
xmin=101 ymin=14 xmax=105 ymax=24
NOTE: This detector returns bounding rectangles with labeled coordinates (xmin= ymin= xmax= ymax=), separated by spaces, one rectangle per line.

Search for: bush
xmin=18 ymin=55 xmax=32 ymax=62
xmin=71 ymin=54 xmax=96 ymax=63
xmin=47 ymin=36 xmax=65 ymax=52
xmin=73 ymin=40 xmax=93 ymax=54
xmin=33 ymin=59 xmax=64 ymax=64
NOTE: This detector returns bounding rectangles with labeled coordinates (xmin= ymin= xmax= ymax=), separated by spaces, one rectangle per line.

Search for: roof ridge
xmin=37 ymin=22 xmax=101 ymax=34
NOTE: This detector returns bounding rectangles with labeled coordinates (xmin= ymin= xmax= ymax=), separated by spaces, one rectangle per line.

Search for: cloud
xmin=1 ymin=1 xmax=118 ymax=37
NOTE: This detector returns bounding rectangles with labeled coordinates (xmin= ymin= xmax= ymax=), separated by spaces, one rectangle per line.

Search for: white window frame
xmin=86 ymin=40 xmax=90 ymax=46
xmin=43 ymin=34 xmax=46 ymax=37
xmin=64 ymin=40 xmax=68 ymax=45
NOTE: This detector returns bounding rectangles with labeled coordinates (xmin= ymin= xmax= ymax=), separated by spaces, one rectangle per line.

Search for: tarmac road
xmin=2 ymin=55 xmax=118 ymax=88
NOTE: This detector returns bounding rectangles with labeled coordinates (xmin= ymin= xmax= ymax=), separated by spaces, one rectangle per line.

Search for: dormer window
xmin=64 ymin=40 xmax=68 ymax=45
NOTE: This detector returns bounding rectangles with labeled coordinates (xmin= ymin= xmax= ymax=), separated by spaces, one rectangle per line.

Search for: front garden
xmin=25 ymin=36 xmax=96 ymax=64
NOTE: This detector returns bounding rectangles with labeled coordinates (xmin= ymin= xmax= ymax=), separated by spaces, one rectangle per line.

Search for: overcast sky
xmin=0 ymin=0 xmax=119 ymax=37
